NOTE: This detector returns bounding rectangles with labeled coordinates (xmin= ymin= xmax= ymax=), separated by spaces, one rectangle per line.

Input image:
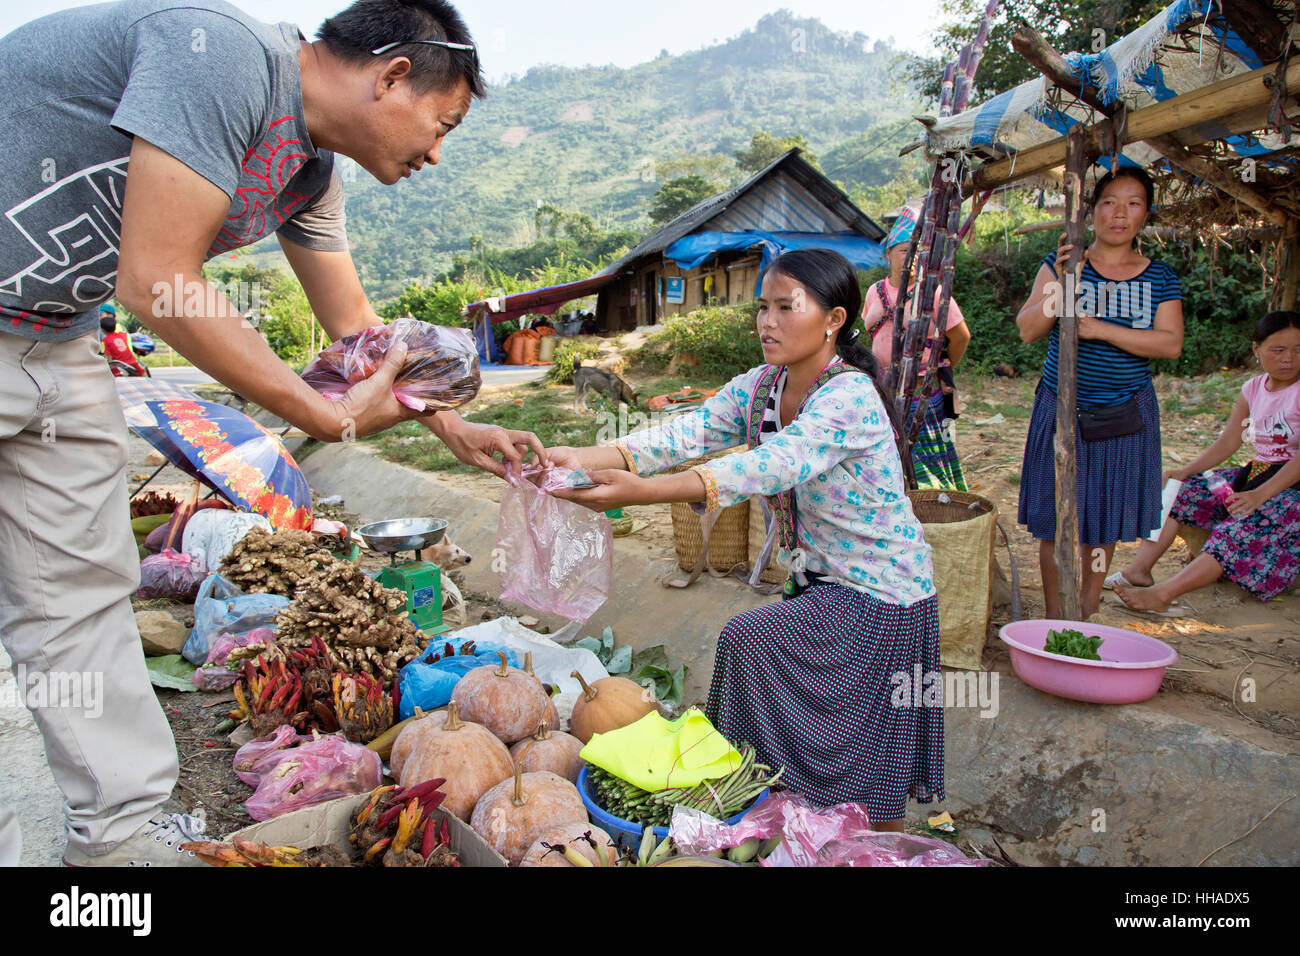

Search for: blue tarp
xmin=663 ymin=231 xmax=886 ymax=294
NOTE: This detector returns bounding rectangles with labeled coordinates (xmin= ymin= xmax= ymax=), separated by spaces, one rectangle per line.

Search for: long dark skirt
xmin=1018 ymin=382 xmax=1163 ymax=546
xmin=704 ymin=581 xmax=943 ymax=822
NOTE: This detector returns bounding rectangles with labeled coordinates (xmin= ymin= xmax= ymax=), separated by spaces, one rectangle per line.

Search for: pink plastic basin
xmin=999 ymin=619 xmax=1178 ymax=704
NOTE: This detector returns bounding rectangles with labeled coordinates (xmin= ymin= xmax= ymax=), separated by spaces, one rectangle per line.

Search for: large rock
xmin=135 ymin=610 xmax=188 ymax=657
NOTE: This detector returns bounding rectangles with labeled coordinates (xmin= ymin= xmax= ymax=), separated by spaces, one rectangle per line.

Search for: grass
xmin=367 ymin=372 xmax=732 ymax=474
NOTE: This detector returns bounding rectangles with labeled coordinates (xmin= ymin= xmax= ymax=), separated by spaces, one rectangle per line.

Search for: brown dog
xmin=573 ymin=357 xmax=636 ymax=413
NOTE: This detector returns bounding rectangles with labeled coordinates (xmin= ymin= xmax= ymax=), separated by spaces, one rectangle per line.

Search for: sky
xmin=1 ymin=0 xmax=944 ymax=80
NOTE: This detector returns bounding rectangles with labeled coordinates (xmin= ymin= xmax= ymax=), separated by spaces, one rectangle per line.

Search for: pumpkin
xmin=386 ymin=707 xmax=435 ymax=778
xmin=451 ymin=652 xmax=550 ymax=744
xmin=522 ymin=653 xmax=561 ymax=731
xmin=519 ymin=822 xmax=617 ymax=867
xmin=509 ymin=723 xmax=585 ymax=782
xmin=396 ymin=701 xmax=513 ymax=821
xmin=470 ymin=765 xmax=588 ymax=865
xmin=569 ymin=671 xmax=658 ymax=744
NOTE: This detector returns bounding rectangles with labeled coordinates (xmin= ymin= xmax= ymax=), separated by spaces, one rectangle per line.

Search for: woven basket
xmin=667 ymin=453 xmax=750 ymax=573
xmin=908 ymin=489 xmax=998 ymax=670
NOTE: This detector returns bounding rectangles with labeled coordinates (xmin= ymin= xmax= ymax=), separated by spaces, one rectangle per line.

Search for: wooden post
xmin=1054 ymin=124 xmax=1093 ymax=622
xmin=1276 ymin=222 xmax=1300 ymax=312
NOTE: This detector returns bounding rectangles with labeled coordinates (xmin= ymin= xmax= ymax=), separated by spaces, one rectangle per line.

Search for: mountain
xmin=260 ymin=11 xmax=922 ymax=299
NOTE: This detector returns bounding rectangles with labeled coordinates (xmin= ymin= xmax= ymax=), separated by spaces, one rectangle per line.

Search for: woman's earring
xmin=826 ymin=330 xmax=833 ymax=341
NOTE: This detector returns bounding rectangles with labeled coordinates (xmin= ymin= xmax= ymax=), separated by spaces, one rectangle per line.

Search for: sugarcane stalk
xmin=906 ymin=183 xmax=965 ymax=444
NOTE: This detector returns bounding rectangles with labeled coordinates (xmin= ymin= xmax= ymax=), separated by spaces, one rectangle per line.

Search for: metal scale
xmin=354 ymin=517 xmax=451 ymax=636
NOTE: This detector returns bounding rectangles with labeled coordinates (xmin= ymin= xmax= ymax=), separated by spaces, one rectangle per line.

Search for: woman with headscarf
xmin=860 ymin=204 xmax=972 ymax=490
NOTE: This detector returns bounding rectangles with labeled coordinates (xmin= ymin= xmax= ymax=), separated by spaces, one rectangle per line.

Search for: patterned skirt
xmin=912 ymin=389 xmax=967 ymax=492
xmin=1169 ymin=469 xmax=1300 ymax=601
xmin=704 ymin=581 xmax=944 ymax=821
xmin=1018 ymin=382 xmax=1162 ymax=546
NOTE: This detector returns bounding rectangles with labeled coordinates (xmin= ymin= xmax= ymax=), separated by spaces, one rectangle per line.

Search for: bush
xmin=630 ymin=304 xmax=763 ymax=382
xmin=546 ymin=339 xmax=602 ymax=383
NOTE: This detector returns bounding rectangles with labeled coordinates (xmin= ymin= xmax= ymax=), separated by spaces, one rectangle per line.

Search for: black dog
xmin=573 ymin=356 xmax=636 ymax=412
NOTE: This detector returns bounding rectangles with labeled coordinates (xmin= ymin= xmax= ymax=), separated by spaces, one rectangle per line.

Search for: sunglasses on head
xmin=370 ymin=38 xmax=479 ymax=71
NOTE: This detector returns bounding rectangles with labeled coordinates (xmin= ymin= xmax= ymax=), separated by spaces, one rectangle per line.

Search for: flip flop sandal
xmin=1109 ymin=594 xmax=1194 ymax=619
xmin=1104 ymin=571 xmax=1135 ymax=590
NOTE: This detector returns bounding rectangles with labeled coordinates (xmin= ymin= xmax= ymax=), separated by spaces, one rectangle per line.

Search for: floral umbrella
xmin=143 ymin=399 xmax=312 ymax=531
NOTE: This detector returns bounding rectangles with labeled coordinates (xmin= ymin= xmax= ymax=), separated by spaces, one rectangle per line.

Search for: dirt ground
xmin=126 ymin=368 xmax=1296 ymax=857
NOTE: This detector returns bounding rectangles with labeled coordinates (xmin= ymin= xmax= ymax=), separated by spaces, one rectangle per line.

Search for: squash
xmin=569 ymin=671 xmax=658 ymax=744
xmin=451 ymin=652 xmax=550 ymax=744
xmin=396 ymin=701 xmax=513 ymax=821
xmin=386 ymin=707 xmax=437 ymax=778
xmin=519 ymin=822 xmax=617 ymax=867
xmin=470 ymin=765 xmax=588 ymax=865
xmin=509 ymin=723 xmax=584 ymax=782
xmin=370 ymin=707 xmax=429 ymax=767
xmin=522 ymin=653 xmax=560 ymax=731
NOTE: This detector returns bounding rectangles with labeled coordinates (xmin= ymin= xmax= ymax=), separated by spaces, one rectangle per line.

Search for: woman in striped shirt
xmin=1015 ymin=168 xmax=1184 ymax=619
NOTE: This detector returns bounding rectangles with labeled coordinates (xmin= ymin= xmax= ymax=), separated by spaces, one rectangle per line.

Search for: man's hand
xmin=319 ymin=340 xmax=412 ymax=440
xmin=427 ymin=412 xmax=548 ymax=478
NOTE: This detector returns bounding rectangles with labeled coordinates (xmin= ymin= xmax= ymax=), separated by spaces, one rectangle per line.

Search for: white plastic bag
xmin=183 ymin=510 xmax=272 ymax=574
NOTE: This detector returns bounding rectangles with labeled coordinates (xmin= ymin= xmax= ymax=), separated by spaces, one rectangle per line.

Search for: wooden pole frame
xmin=1053 ymin=124 xmax=1099 ymax=622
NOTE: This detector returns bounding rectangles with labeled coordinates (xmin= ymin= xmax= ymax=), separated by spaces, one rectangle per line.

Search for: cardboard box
xmin=229 ymin=794 xmax=508 ymax=867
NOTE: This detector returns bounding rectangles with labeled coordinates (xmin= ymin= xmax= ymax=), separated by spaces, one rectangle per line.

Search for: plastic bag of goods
xmin=497 ymin=464 xmax=612 ymax=622
xmin=668 ymin=792 xmax=987 ymax=867
xmin=301 ymin=319 xmax=481 ymax=413
xmin=181 ymin=509 xmax=272 ymax=574
xmin=192 ymin=626 xmax=276 ymax=691
xmin=137 ymin=549 xmax=208 ymax=602
xmin=183 ymin=574 xmax=290 ymax=665
xmin=232 ymin=725 xmax=306 ymax=786
xmin=244 ymin=734 xmax=383 ymax=821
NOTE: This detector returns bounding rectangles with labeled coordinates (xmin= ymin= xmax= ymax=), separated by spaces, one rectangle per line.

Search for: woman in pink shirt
xmin=861 ymin=205 xmax=972 ymax=489
xmin=1114 ymin=311 xmax=1300 ymax=610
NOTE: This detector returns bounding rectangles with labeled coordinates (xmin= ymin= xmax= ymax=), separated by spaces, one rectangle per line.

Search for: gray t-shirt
xmin=0 ymin=0 xmax=348 ymax=342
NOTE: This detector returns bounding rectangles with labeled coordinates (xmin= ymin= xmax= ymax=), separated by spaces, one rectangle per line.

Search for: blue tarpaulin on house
xmin=663 ymin=230 xmax=886 ymax=293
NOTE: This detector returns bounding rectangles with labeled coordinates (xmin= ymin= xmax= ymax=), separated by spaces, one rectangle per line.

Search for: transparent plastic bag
xmin=192 ymin=627 xmax=276 ymax=691
xmin=136 ymin=549 xmax=207 ymax=602
xmin=496 ymin=464 xmax=612 ymax=622
xmin=244 ymin=734 xmax=383 ymax=821
xmin=300 ymin=319 xmax=481 ymax=413
xmin=183 ymin=574 xmax=290 ymax=665
xmin=233 ymin=725 xmax=305 ymax=786
xmin=669 ymin=792 xmax=987 ymax=867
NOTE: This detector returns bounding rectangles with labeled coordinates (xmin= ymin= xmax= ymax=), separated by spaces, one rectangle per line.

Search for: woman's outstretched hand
xmin=550 ymin=469 xmax=643 ymax=512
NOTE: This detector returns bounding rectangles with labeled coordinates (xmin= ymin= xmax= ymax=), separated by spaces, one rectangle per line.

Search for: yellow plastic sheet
xmin=579 ymin=708 xmax=742 ymax=792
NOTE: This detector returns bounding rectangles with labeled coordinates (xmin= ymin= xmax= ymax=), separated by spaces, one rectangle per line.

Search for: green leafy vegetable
xmin=1044 ymin=628 xmax=1105 ymax=661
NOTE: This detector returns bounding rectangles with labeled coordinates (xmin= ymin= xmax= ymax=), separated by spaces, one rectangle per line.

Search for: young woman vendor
xmin=1015 ymin=167 xmax=1184 ymax=619
xmin=547 ymin=249 xmax=942 ymax=829
xmin=1112 ymin=311 xmax=1300 ymax=611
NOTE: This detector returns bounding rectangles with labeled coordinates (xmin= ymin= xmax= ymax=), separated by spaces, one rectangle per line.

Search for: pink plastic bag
xmin=669 ymin=792 xmax=987 ymax=867
xmin=244 ymin=734 xmax=382 ymax=821
xmin=300 ymin=319 xmax=481 ymax=413
xmin=136 ymin=549 xmax=207 ymax=601
xmin=192 ymin=627 xmax=276 ymax=691
xmin=496 ymin=464 xmax=612 ymax=622
xmin=232 ymin=725 xmax=304 ymax=786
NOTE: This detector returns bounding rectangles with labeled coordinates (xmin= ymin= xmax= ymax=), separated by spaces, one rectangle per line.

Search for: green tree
xmin=655 ymin=153 xmax=736 ymax=191
xmin=648 ymin=175 xmax=716 ymax=225
xmin=908 ymin=0 xmax=1166 ymax=106
xmin=733 ymin=130 xmax=820 ymax=174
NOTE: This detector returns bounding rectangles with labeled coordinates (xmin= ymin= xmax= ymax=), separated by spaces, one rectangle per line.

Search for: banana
xmin=637 ymin=825 xmax=658 ymax=866
xmin=646 ymin=834 xmax=676 ymax=865
xmin=758 ymin=834 xmax=784 ymax=858
xmin=562 ymin=845 xmax=595 ymax=867
xmin=726 ymin=837 xmax=761 ymax=863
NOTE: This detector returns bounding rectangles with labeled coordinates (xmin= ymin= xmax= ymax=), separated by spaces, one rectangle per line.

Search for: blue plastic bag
xmin=396 ymin=637 xmax=519 ymax=720
xmin=182 ymin=573 xmax=290 ymax=665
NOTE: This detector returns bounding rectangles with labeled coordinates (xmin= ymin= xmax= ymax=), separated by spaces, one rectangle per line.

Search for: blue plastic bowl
xmin=577 ymin=765 xmax=769 ymax=851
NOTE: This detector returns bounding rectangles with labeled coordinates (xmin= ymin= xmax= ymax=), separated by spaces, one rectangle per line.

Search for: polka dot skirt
xmin=704 ymin=582 xmax=944 ymax=822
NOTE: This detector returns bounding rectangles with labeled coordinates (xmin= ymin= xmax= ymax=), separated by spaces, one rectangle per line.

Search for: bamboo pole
xmin=1054 ymin=124 xmax=1095 ymax=622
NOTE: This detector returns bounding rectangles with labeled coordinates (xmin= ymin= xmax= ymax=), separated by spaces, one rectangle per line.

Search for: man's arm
xmin=114 ymin=137 xmax=411 ymax=442
xmin=276 ymin=234 xmax=380 ymax=342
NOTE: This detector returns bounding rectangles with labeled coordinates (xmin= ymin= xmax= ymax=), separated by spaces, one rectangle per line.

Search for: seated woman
xmin=1114 ymin=311 xmax=1300 ymax=611
xmin=547 ymin=249 xmax=942 ymax=830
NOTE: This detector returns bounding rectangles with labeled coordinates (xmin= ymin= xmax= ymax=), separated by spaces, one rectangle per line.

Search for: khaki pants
xmin=0 ymin=332 xmax=177 ymax=859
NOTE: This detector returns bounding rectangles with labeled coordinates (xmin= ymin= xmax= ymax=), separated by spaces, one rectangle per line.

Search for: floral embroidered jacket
xmin=618 ymin=362 xmax=935 ymax=607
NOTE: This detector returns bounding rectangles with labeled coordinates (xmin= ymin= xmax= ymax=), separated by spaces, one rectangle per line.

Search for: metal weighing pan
xmin=354 ymin=517 xmax=448 ymax=555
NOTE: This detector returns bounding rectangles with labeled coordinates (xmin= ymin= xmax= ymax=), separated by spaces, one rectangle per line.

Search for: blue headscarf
xmin=884 ymin=203 xmax=920 ymax=251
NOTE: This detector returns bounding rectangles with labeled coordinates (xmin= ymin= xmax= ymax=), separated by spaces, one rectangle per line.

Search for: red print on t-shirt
xmin=210 ymin=116 xmax=310 ymax=253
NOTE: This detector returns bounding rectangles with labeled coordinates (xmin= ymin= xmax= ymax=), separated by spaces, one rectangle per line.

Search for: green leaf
xmin=606 ymin=645 xmax=633 ymax=675
xmin=146 ymin=654 xmax=198 ymax=692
